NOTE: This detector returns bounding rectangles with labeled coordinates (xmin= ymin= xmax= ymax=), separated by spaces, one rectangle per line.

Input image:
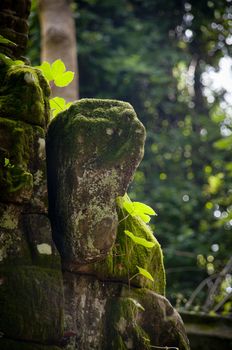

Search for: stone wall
xmin=0 ymin=54 xmax=64 ymax=349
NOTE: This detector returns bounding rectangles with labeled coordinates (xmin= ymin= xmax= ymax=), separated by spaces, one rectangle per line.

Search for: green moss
xmin=94 ymin=194 xmax=166 ymax=295
xmin=103 ymin=297 xmax=151 ymax=349
xmin=0 ymin=117 xmax=46 ymax=201
xmin=0 ymin=339 xmax=62 ymax=350
xmin=47 ymin=98 xmax=145 ymax=167
xmin=0 ymin=54 xmax=50 ymax=126
xmin=0 ymin=265 xmax=64 ymax=343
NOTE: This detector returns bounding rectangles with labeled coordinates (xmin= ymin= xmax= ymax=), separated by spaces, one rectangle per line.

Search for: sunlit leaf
xmin=123 ymin=200 xmax=157 ymax=223
xmin=54 ymin=71 xmax=74 ymax=87
xmin=50 ymin=97 xmax=72 ymax=118
xmin=51 ymin=59 xmax=66 ymax=77
xmin=124 ymin=230 xmax=155 ymax=248
xmin=36 ymin=61 xmax=53 ymax=81
xmin=136 ymin=266 xmax=154 ymax=282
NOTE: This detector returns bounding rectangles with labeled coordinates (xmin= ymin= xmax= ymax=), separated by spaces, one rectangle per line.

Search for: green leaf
xmin=54 ymin=71 xmax=74 ymax=87
xmin=123 ymin=200 xmax=157 ymax=223
xmin=124 ymin=230 xmax=155 ymax=248
xmin=4 ymin=158 xmax=10 ymax=167
xmin=0 ymin=35 xmax=17 ymax=47
xmin=49 ymin=97 xmax=72 ymax=118
xmin=136 ymin=266 xmax=154 ymax=282
xmin=51 ymin=59 xmax=66 ymax=77
xmin=36 ymin=61 xmax=53 ymax=81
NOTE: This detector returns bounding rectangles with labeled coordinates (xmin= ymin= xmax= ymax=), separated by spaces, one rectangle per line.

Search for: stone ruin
xmin=0 ymin=1 xmax=190 ymax=349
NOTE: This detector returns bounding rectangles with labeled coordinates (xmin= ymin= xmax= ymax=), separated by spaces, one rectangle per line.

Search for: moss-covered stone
xmin=91 ymin=194 xmax=165 ymax=294
xmin=119 ymin=287 xmax=190 ymax=350
xmin=104 ymin=296 xmax=151 ymax=350
xmin=0 ymin=338 xmax=62 ymax=350
xmin=0 ymin=54 xmax=50 ymax=126
xmin=0 ymin=265 xmax=64 ymax=343
xmin=47 ymin=98 xmax=146 ymax=267
xmin=63 ymin=274 xmax=189 ymax=350
xmin=0 ymin=203 xmax=31 ymax=265
xmin=0 ymin=117 xmax=48 ymax=209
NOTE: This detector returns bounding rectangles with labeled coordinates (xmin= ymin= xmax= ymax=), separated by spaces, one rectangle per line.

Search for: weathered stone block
xmin=0 ymin=57 xmax=50 ymax=126
xmin=23 ymin=214 xmax=61 ymax=268
xmin=0 ymin=203 xmax=31 ymax=265
xmin=63 ymin=274 xmax=189 ymax=350
xmin=0 ymin=265 xmax=64 ymax=343
xmin=47 ymin=99 xmax=146 ymax=267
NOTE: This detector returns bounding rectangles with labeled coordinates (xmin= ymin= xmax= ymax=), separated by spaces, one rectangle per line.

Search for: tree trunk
xmin=38 ymin=0 xmax=79 ymax=101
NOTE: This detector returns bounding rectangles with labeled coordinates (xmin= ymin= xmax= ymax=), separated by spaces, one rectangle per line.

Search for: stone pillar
xmin=47 ymin=98 xmax=190 ymax=350
xmin=0 ymin=42 xmax=64 ymax=349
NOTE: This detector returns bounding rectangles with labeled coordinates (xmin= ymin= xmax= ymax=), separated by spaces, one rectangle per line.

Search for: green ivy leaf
xmin=124 ymin=230 xmax=155 ymax=248
xmin=36 ymin=59 xmax=74 ymax=87
xmin=49 ymin=97 xmax=72 ymax=118
xmin=54 ymin=71 xmax=74 ymax=87
xmin=51 ymin=59 xmax=66 ymax=77
xmin=136 ymin=266 xmax=154 ymax=282
xmin=36 ymin=61 xmax=53 ymax=81
xmin=123 ymin=200 xmax=157 ymax=223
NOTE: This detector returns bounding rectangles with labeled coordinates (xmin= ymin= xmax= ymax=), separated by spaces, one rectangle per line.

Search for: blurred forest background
xmin=28 ymin=0 xmax=232 ymax=314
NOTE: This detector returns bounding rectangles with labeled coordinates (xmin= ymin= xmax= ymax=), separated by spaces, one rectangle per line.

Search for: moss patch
xmin=0 ymin=54 xmax=50 ymax=127
xmin=0 ymin=117 xmax=47 ymax=203
xmin=103 ymin=296 xmax=151 ymax=349
xmin=93 ymin=194 xmax=166 ymax=295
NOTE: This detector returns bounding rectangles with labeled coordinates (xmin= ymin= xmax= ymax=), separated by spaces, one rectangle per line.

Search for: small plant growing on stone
xmin=36 ymin=59 xmax=74 ymax=118
xmin=119 ymin=194 xmax=157 ymax=283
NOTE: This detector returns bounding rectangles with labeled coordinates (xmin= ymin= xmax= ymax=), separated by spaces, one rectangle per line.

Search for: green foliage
xmin=1 ymin=158 xmax=32 ymax=193
xmin=120 ymin=195 xmax=157 ymax=284
xmin=124 ymin=230 xmax=155 ymax=248
xmin=36 ymin=59 xmax=74 ymax=87
xmin=123 ymin=200 xmax=157 ymax=223
xmin=136 ymin=266 xmax=154 ymax=282
xmin=49 ymin=97 xmax=72 ymax=118
xmin=36 ymin=59 xmax=74 ymax=118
